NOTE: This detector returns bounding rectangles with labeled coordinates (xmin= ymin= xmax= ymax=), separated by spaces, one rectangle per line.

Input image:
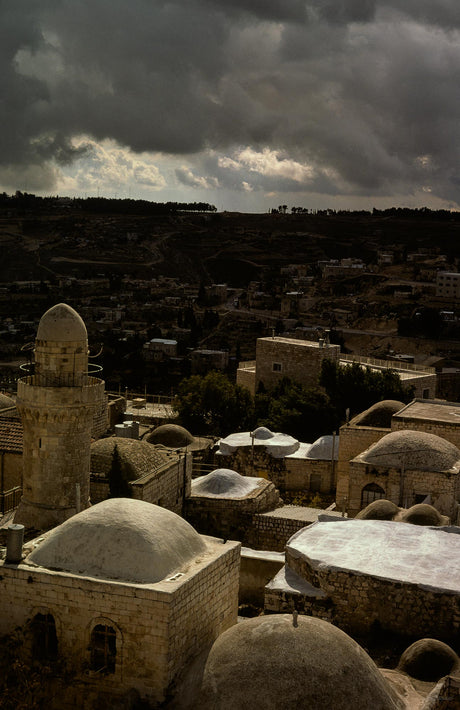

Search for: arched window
xmin=90 ymin=624 xmax=116 ymax=674
xmin=30 ymin=612 xmax=58 ymax=662
xmin=361 ymin=482 xmax=385 ymax=508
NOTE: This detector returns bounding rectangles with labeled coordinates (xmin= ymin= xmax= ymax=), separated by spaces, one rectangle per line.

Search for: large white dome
xmin=27 ymin=498 xmax=206 ymax=584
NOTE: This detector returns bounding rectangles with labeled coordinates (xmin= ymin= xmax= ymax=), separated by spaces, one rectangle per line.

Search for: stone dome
xmin=351 ymin=400 xmax=405 ymax=428
xmin=145 ymin=424 xmax=195 ymax=448
xmin=399 ymin=503 xmax=445 ymax=527
xmin=307 ymin=435 xmax=339 ymax=461
xmin=398 ymin=639 xmax=459 ymax=681
xmin=356 ymin=499 xmax=400 ymax=521
xmin=0 ymin=393 xmax=15 ymax=409
xmin=218 ymin=429 xmax=299 ymax=457
xmin=27 ymin=498 xmax=206 ymax=584
xmin=359 ymin=430 xmax=460 ymax=472
xmin=192 ymin=469 xmax=264 ymax=498
xmin=199 ymin=615 xmax=404 ymax=710
xmin=36 ymin=303 xmax=87 ymax=342
xmin=252 ymin=426 xmax=275 ymax=440
xmin=91 ymin=437 xmax=170 ymax=482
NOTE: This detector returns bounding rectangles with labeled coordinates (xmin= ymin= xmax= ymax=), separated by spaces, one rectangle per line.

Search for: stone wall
xmin=0 ymin=540 xmax=240 ymax=707
xmin=284 ymin=457 xmax=334 ymax=493
xmin=107 ymin=396 xmax=127 ymax=430
xmin=281 ymin=549 xmax=460 ymax=639
xmin=216 ymin=448 xmax=334 ymax=494
xmin=91 ymin=453 xmax=192 ymax=515
xmin=236 ymin=366 xmax=256 ymax=395
xmin=1 ymin=451 xmax=22 ymax=490
xmin=239 ymin=549 xmax=284 ymax=606
xmin=91 ymin=392 xmax=108 ymax=439
xmin=391 ymin=417 xmax=460 ymax=449
xmin=335 ymin=425 xmax=390 ymax=511
xmin=131 ymin=454 xmax=192 ymax=515
xmin=184 ymin=481 xmax=280 ymax=544
xmin=409 ymin=373 xmax=437 ymax=399
xmin=255 ymin=337 xmax=340 ymax=392
xmin=347 ymin=461 xmax=460 ymax=518
xmin=249 ymin=509 xmax=313 ymax=551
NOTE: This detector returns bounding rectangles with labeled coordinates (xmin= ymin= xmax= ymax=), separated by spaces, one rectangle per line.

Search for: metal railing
xmin=339 ymin=353 xmax=435 ymax=374
xmin=0 ymin=486 xmax=22 ymax=515
xmin=18 ymin=371 xmax=103 ymax=388
xmin=107 ymin=391 xmax=174 ymax=406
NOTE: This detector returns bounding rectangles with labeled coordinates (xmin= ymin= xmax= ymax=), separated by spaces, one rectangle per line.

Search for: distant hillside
xmin=1 ymin=202 xmax=460 ymax=285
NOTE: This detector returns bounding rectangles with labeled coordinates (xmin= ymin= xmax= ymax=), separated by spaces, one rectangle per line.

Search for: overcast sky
xmin=2 ymin=1 xmax=460 ymax=211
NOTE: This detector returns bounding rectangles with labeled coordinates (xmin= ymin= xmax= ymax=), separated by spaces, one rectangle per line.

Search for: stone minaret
xmin=15 ymin=303 xmax=105 ymax=530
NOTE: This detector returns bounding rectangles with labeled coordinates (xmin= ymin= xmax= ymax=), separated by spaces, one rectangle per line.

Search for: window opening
xmin=90 ymin=624 xmax=116 ymax=674
xmin=361 ymin=482 xmax=385 ymax=508
xmin=31 ymin=613 xmax=58 ymax=662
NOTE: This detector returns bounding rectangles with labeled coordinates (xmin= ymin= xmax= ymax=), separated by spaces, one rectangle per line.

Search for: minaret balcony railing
xmin=19 ymin=363 xmax=103 ymax=388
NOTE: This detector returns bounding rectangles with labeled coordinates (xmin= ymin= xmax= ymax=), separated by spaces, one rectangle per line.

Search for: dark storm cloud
xmin=2 ymin=0 xmax=460 ymax=203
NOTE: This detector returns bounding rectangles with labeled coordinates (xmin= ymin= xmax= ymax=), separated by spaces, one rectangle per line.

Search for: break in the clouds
xmin=2 ymin=0 xmax=460 ymax=209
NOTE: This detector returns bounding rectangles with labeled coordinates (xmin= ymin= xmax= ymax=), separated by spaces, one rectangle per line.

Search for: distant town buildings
xmin=436 ymin=271 xmax=460 ymax=299
xmin=237 ymin=335 xmax=437 ymax=400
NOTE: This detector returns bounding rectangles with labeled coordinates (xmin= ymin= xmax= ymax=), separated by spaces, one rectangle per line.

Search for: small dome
xmin=27 ymin=498 xmax=206 ymax=584
xmin=218 ymin=429 xmax=299 ymax=457
xmin=145 ymin=424 xmax=194 ymax=448
xmin=307 ymin=435 xmax=339 ymax=461
xmin=192 ymin=469 xmax=264 ymax=498
xmin=356 ymin=499 xmax=400 ymax=521
xmin=36 ymin=303 xmax=87 ymax=342
xmin=0 ymin=393 xmax=15 ymax=409
xmin=398 ymin=639 xmax=459 ymax=681
xmin=400 ymin=504 xmax=445 ymax=527
xmin=351 ymin=400 xmax=405 ymax=428
xmin=252 ymin=426 xmax=275 ymax=440
xmin=200 ymin=615 xmax=404 ymax=710
xmin=91 ymin=437 xmax=170 ymax=482
xmin=360 ymin=430 xmax=460 ymax=472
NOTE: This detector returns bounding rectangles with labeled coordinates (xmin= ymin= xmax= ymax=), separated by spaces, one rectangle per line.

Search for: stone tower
xmin=15 ymin=303 xmax=105 ymax=530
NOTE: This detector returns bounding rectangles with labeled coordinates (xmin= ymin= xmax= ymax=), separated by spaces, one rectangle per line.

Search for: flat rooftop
xmin=258 ymin=336 xmax=339 ymax=350
xmin=288 ymin=519 xmax=460 ymax=594
xmin=393 ymin=399 xmax=460 ymax=425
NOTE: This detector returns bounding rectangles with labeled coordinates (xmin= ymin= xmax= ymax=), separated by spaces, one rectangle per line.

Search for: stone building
xmin=191 ymin=348 xmax=229 ymax=374
xmin=335 ymin=400 xmax=405 ymax=510
xmin=237 ymin=335 xmax=437 ymax=398
xmin=185 ymin=466 xmax=344 ymax=552
xmin=90 ymin=437 xmax=191 ymax=515
xmin=184 ymin=468 xmax=281 ymax=544
xmin=265 ymin=518 xmax=460 ymax=641
xmin=216 ymin=427 xmax=338 ymax=494
xmin=347 ymin=429 xmax=460 ymax=520
xmin=0 ymin=498 xmax=240 ymax=708
xmin=436 ymin=270 xmax=460 ymax=299
xmin=15 ymin=303 xmax=105 ymax=530
xmin=144 ymin=423 xmax=215 ymax=474
xmin=391 ymin=398 xmax=460 ymax=448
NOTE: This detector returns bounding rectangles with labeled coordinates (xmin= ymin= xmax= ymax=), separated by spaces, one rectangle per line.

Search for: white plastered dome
xmin=27 ymin=498 xmax=206 ymax=584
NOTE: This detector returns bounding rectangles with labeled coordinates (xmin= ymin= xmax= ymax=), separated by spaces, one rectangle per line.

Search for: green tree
xmin=174 ymin=371 xmax=254 ymax=436
xmin=255 ymin=377 xmax=339 ymax=442
xmin=319 ymin=360 xmax=413 ymax=419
